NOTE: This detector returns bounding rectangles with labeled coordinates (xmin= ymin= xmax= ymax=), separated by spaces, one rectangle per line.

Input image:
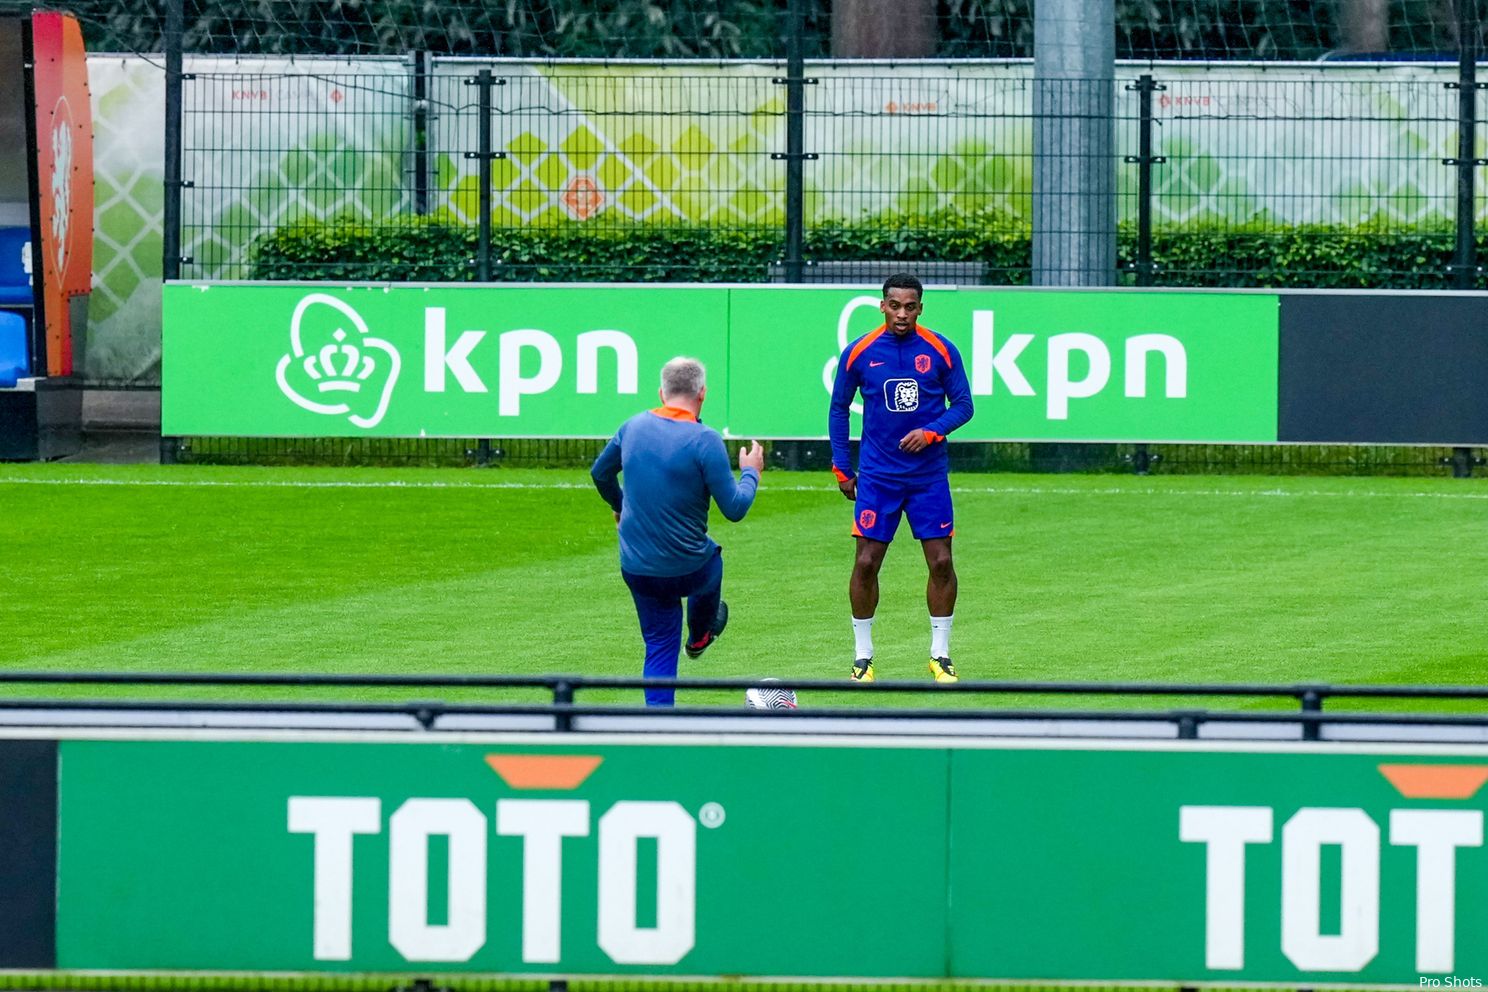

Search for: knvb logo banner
xmin=48 ymin=98 xmax=72 ymax=280
xmin=31 ymin=11 xmax=92 ymax=377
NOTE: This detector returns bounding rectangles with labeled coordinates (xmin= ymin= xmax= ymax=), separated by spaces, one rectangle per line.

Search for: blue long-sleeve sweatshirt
xmin=829 ymin=324 xmax=975 ymax=483
xmin=591 ymin=405 xmax=759 ymax=577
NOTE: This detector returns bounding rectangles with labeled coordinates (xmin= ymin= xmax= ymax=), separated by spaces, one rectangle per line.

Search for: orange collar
xmin=650 ymin=404 xmax=698 ymax=422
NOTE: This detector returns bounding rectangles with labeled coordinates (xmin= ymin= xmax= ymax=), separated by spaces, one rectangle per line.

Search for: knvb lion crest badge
xmin=885 ymin=378 xmax=920 ymax=412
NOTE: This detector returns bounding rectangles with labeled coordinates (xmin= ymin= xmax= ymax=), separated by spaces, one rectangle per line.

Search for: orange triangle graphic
xmin=486 ymin=754 xmax=603 ymax=791
xmin=1378 ymin=764 xmax=1488 ymax=800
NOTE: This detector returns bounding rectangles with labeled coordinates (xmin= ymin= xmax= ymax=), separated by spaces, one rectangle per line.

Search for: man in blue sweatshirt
xmin=829 ymin=273 xmax=975 ymax=684
xmin=592 ymin=356 xmax=764 ymax=706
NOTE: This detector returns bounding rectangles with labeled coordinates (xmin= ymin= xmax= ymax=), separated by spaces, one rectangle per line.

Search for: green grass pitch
xmin=2 ymin=461 xmax=1487 ymax=711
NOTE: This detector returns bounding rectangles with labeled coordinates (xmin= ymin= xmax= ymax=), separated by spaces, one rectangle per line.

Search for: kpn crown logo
xmin=276 ymin=294 xmax=400 ymax=429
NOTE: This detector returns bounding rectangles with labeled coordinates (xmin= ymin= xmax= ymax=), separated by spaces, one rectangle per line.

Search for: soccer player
xmin=591 ymin=356 xmax=764 ymax=707
xmin=828 ymin=273 xmax=974 ymax=684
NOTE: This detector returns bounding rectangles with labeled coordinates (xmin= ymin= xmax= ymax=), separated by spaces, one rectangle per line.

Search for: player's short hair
xmin=882 ymin=272 xmax=924 ymax=299
xmin=660 ymin=356 xmax=706 ymax=400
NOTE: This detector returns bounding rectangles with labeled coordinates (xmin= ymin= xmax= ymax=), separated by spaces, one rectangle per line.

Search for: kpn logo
xmin=824 ymin=297 xmax=1190 ymax=421
xmin=287 ymin=753 xmax=708 ymax=967
xmin=274 ymin=293 xmax=641 ymax=430
xmin=277 ymin=294 xmax=401 ymax=429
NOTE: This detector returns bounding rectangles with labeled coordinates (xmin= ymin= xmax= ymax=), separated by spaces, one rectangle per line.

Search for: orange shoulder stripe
xmin=915 ymin=326 xmax=953 ymax=368
xmin=844 ymin=326 xmax=887 ymax=372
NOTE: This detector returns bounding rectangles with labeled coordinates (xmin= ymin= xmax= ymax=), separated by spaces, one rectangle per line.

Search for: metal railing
xmin=4 ymin=672 xmax=1487 ymax=742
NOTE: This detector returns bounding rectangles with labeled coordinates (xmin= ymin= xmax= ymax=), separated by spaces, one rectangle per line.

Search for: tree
xmin=1336 ymin=0 xmax=1390 ymax=51
xmin=829 ymin=0 xmax=935 ymax=57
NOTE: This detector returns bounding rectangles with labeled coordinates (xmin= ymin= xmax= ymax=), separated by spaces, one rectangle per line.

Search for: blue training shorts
xmin=852 ymin=474 xmax=954 ymax=543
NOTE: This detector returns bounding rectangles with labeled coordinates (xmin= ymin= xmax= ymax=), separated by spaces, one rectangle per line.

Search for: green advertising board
xmin=727 ymin=287 xmax=1278 ymax=442
xmin=57 ymin=737 xmax=949 ymax=977
xmin=163 ymin=284 xmax=1279 ymax=443
xmin=163 ymin=285 xmax=730 ymax=438
xmin=949 ymin=746 xmax=1488 ymax=982
xmin=55 ymin=734 xmax=1488 ymax=985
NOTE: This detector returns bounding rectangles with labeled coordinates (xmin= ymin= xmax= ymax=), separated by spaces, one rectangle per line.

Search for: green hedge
xmin=249 ymin=224 xmax=784 ymax=283
xmin=175 ymin=435 xmax=1466 ymax=478
xmin=249 ymin=220 xmax=1481 ymax=290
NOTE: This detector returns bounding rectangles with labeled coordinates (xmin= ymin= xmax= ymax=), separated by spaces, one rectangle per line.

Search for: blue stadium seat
xmin=0 ymin=310 xmax=27 ymax=388
xmin=0 ymin=227 xmax=33 ymax=306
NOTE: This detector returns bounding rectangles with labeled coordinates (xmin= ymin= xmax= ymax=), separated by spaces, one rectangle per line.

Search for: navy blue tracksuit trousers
xmin=621 ymin=547 xmax=723 ymax=707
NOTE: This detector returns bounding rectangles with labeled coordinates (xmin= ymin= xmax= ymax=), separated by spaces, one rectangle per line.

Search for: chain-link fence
xmin=169 ymin=435 xmax=1472 ymax=476
xmin=171 ymin=61 xmax=1487 ymax=290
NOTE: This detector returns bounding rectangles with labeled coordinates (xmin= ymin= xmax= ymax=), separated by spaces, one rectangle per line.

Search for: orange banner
xmin=30 ymin=11 xmax=91 ymax=377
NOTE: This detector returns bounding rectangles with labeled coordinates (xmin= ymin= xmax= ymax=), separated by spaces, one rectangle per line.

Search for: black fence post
xmin=553 ymin=679 xmax=574 ymax=733
xmin=1446 ymin=445 xmax=1483 ymax=478
xmin=1123 ymin=73 xmax=1165 ymax=288
xmin=1122 ymin=75 xmax=1165 ymax=477
xmin=1448 ymin=1 xmax=1482 ymax=291
xmin=1129 ymin=444 xmax=1152 ymax=475
xmin=1445 ymin=4 xmax=1484 ymax=476
xmin=1445 ymin=49 xmax=1480 ymax=470
xmin=412 ymin=52 xmax=430 ymax=216
xmin=160 ymin=0 xmax=186 ymax=466
xmin=463 ymin=70 xmax=505 ymax=282
xmin=163 ymin=0 xmax=184 ymax=282
xmin=476 ymin=69 xmax=493 ymax=282
xmin=774 ymin=0 xmax=814 ymax=282
xmin=1300 ymin=688 xmax=1323 ymax=742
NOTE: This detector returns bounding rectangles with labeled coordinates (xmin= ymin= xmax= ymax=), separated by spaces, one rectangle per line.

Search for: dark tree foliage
xmin=0 ymin=0 xmax=1471 ymax=61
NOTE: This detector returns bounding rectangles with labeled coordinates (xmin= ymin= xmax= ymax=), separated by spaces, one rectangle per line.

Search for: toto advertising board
xmin=24 ymin=733 xmax=1488 ymax=985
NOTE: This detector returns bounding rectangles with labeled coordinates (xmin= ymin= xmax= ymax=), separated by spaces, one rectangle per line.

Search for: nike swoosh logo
xmin=939 ymin=522 xmax=952 ymax=529
xmin=869 ymin=361 xmax=885 ymax=367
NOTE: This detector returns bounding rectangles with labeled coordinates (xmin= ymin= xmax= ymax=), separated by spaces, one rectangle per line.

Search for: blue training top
xmin=828 ymin=324 xmax=975 ymax=484
xmin=591 ymin=405 xmax=760 ymax=577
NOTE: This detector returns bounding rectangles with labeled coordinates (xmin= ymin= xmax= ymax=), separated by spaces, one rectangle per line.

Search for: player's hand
xmin=738 ymin=440 xmax=765 ymax=473
xmin=838 ymin=477 xmax=857 ymax=501
xmin=613 ymin=510 xmax=621 ymax=526
xmin=899 ymin=429 xmax=930 ymax=453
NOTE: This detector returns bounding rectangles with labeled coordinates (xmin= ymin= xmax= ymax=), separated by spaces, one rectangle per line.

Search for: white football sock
xmin=852 ymin=616 xmax=875 ymax=660
xmin=930 ymin=615 xmax=953 ymax=659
